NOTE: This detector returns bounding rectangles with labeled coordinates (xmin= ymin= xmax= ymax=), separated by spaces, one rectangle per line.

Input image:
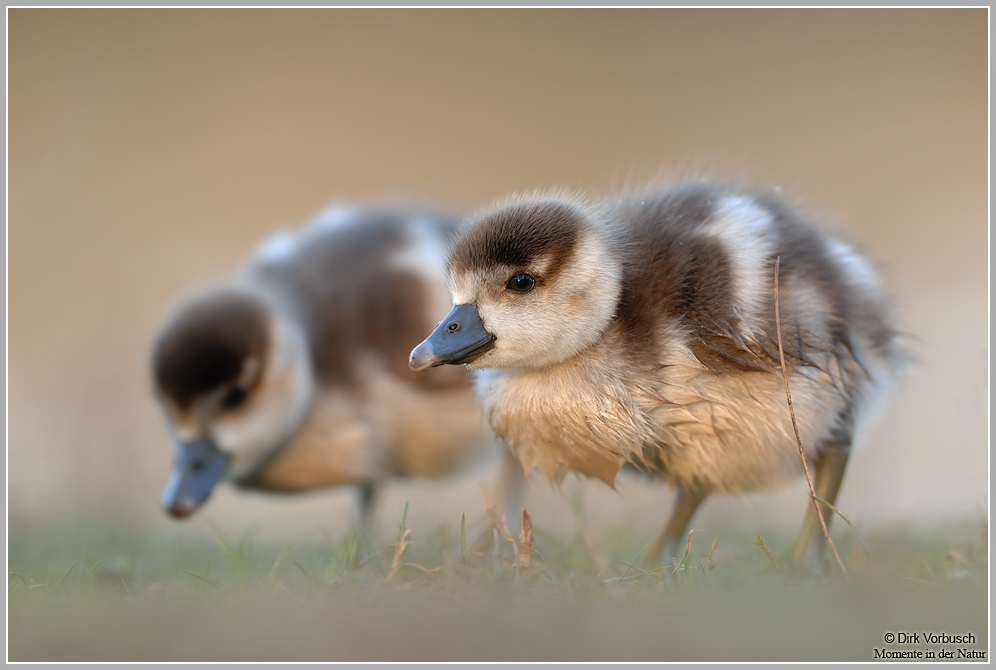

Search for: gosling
xmin=152 ymin=203 xmax=519 ymax=533
xmin=410 ymin=181 xmax=907 ymax=571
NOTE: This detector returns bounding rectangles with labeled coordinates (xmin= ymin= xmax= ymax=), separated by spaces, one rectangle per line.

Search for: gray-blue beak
xmin=409 ymin=304 xmax=495 ymax=370
xmin=161 ymin=434 xmax=230 ymax=519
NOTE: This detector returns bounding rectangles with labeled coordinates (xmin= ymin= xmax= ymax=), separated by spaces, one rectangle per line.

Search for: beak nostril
xmin=446 ymin=322 xmax=461 ymax=333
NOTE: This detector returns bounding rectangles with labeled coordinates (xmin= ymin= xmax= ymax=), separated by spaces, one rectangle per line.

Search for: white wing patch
xmin=827 ymin=239 xmax=881 ymax=294
xmin=304 ymin=204 xmax=358 ymax=240
xmin=388 ymin=217 xmax=448 ymax=280
xmin=702 ymin=196 xmax=775 ymax=338
xmin=389 ymin=218 xmax=453 ymax=317
xmin=253 ymin=230 xmax=299 ymax=267
xmin=248 ymin=204 xmax=361 ymax=272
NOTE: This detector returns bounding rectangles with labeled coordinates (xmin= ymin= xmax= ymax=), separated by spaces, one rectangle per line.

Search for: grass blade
xmin=621 ymin=540 xmax=653 ymax=581
xmin=294 ymin=562 xmax=313 ymax=584
xmin=180 ymin=569 xmax=221 ymax=589
xmin=261 ymin=545 xmax=295 ymax=591
xmin=460 ymin=512 xmax=467 ymax=569
xmin=399 ymin=501 xmax=409 ymax=536
xmin=9 ymin=572 xmax=28 ymax=593
xmin=50 ymin=565 xmax=76 ymax=592
xmin=616 ymin=561 xmax=655 ymax=580
xmin=812 ymin=494 xmax=871 ymax=556
xmin=82 ymin=560 xmax=104 ymax=582
xmin=206 ymin=522 xmax=250 ymax=582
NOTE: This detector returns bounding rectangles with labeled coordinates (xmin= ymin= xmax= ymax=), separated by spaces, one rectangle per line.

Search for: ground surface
xmin=8 ymin=514 xmax=988 ymax=662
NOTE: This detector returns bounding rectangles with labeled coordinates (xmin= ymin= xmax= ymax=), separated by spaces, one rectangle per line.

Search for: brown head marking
xmin=449 ymin=200 xmax=584 ymax=281
xmin=153 ymin=290 xmax=269 ymax=409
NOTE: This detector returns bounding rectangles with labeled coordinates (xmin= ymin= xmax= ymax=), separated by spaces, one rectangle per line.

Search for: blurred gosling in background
xmin=151 ymin=203 xmax=521 ymax=536
xmin=411 ymin=180 xmax=908 ymax=572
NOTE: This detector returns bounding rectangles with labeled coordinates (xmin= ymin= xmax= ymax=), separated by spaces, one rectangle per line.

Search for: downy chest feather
xmin=473 ymin=341 xmax=666 ymax=486
xmin=473 ymin=331 xmax=853 ymax=494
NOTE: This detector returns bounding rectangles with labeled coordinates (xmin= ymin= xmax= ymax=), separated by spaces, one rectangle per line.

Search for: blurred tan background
xmin=8 ymin=9 xmax=987 ymax=545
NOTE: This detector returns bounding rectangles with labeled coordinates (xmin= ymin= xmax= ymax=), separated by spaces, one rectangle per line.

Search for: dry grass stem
xmin=384 ymin=528 xmax=410 ymax=583
xmin=704 ymin=536 xmax=718 ymax=571
xmin=812 ymin=494 xmax=870 ymax=556
xmin=480 ymin=484 xmax=517 ymax=547
xmin=773 ymin=256 xmax=846 ymax=575
xmin=667 ymin=530 xmax=696 ymax=581
xmin=516 ymin=509 xmax=535 ymax=570
xmin=482 ymin=484 xmax=535 ymax=573
xmin=680 ymin=529 xmax=695 ymax=568
xmin=756 ymin=535 xmax=778 ymax=569
xmin=402 ymin=563 xmax=444 ymax=580
xmin=615 ymin=562 xmax=654 ymax=580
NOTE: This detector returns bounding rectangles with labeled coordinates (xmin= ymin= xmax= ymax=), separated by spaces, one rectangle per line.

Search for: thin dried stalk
xmin=384 ymin=528 xmax=411 ymax=583
xmin=666 ymin=530 xmax=696 ymax=582
xmin=774 ymin=256 xmax=846 ymax=575
xmin=480 ymin=483 xmax=517 ymax=546
xmin=756 ymin=535 xmax=778 ymax=569
xmin=811 ymin=494 xmax=871 ymax=556
xmin=402 ymin=563 xmax=444 ymax=579
xmin=679 ymin=529 xmax=694 ymax=569
xmin=703 ymin=536 xmax=718 ymax=571
xmin=516 ymin=509 xmax=535 ymax=570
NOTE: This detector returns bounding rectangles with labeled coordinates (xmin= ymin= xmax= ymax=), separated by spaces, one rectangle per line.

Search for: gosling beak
xmin=160 ymin=434 xmax=230 ymax=519
xmin=409 ymin=304 xmax=496 ymax=370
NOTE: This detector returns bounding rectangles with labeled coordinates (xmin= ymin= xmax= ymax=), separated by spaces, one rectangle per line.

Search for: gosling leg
xmin=791 ymin=435 xmax=851 ymax=572
xmin=641 ymin=485 xmax=705 ymax=569
xmin=354 ymin=482 xmax=379 ymax=557
xmin=493 ymin=448 xmax=527 ymax=532
xmin=473 ymin=448 xmax=527 ymax=552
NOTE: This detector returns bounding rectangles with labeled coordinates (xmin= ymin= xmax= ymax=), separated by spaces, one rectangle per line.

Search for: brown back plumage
xmin=606 ymin=182 xmax=903 ymax=388
xmin=611 ymin=184 xmax=741 ymax=370
xmin=251 ymin=206 xmax=466 ymax=389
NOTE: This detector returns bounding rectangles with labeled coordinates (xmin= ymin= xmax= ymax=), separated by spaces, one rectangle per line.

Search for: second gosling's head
xmin=151 ymin=286 xmax=313 ymax=518
xmin=410 ymin=193 xmax=623 ymax=372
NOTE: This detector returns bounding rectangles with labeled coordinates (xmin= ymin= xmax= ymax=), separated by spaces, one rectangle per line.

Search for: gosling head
xmin=151 ymin=286 xmax=313 ymax=518
xmin=410 ymin=194 xmax=623 ymax=373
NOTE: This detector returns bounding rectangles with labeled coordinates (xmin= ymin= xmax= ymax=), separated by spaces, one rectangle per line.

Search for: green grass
xmin=7 ymin=511 xmax=988 ymax=662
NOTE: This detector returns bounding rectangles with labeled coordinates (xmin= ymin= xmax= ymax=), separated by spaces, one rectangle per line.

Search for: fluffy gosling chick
xmin=152 ymin=203 xmax=514 ymax=530
xmin=410 ymin=182 xmax=907 ymax=571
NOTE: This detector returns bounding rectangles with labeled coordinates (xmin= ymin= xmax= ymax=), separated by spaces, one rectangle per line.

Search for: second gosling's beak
xmin=160 ymin=434 xmax=230 ymax=519
xmin=409 ymin=304 xmax=496 ymax=370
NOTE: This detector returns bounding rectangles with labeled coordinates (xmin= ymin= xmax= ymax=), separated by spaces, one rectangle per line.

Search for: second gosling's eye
xmin=221 ymin=387 xmax=249 ymax=409
xmin=506 ymin=273 xmax=536 ymax=294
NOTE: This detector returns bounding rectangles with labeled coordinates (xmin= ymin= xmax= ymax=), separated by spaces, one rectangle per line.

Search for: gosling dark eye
xmin=221 ymin=387 xmax=249 ymax=409
xmin=506 ymin=273 xmax=535 ymax=294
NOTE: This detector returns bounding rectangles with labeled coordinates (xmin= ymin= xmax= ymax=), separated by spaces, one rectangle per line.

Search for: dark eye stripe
xmin=506 ymin=273 xmax=536 ymax=294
